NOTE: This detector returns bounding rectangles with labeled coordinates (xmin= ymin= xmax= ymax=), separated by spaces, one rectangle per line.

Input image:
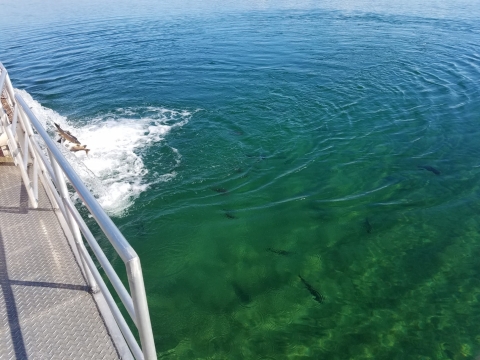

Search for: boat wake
xmin=18 ymin=89 xmax=191 ymax=216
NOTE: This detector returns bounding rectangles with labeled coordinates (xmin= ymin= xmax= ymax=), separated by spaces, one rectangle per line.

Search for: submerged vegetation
xmin=149 ymin=200 xmax=480 ymax=359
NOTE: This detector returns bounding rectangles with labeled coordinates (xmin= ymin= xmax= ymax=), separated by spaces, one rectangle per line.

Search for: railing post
xmin=48 ymin=149 xmax=99 ymax=293
xmin=23 ymin=128 xmax=29 ymax=168
xmin=1 ymin=108 xmax=38 ymax=207
xmin=4 ymin=72 xmax=16 ymax=101
xmin=0 ymin=67 xmax=7 ymax=94
xmin=127 ymin=258 xmax=157 ymax=360
xmin=12 ymin=104 xmax=18 ymax=136
xmin=32 ymin=150 xmax=39 ymax=201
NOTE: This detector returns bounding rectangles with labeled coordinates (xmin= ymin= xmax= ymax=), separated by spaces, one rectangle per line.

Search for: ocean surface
xmin=2 ymin=0 xmax=480 ymax=358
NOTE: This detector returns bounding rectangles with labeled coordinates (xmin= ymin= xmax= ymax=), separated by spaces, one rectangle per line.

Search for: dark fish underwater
xmin=212 ymin=187 xmax=228 ymax=193
xmin=224 ymin=211 xmax=236 ymax=219
xmin=364 ymin=218 xmax=372 ymax=234
xmin=298 ymin=275 xmax=325 ymax=304
xmin=267 ymin=247 xmax=292 ymax=256
xmin=418 ymin=165 xmax=441 ymax=175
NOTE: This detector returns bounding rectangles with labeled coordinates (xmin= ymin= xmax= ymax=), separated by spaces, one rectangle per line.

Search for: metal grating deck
xmin=0 ymin=162 xmax=121 ymax=359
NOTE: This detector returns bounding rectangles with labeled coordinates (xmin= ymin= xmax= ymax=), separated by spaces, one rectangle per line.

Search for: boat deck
xmin=0 ymin=161 xmax=122 ymax=359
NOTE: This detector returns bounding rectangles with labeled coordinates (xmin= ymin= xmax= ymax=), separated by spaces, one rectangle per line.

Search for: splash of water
xmin=17 ymin=89 xmax=190 ymax=216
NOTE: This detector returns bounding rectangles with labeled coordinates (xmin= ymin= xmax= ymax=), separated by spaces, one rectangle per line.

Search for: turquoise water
xmin=2 ymin=1 xmax=480 ymax=358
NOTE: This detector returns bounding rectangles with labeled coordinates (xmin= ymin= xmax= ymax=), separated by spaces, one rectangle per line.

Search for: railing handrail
xmin=15 ymin=95 xmax=138 ymax=262
xmin=0 ymin=63 xmax=157 ymax=360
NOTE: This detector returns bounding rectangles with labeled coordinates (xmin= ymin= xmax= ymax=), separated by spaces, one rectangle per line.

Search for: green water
xmin=2 ymin=1 xmax=480 ymax=358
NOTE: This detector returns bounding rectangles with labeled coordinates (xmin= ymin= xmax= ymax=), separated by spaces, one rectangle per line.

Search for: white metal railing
xmin=0 ymin=63 xmax=157 ymax=360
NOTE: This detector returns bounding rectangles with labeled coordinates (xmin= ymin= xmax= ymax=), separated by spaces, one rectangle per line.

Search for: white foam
xmin=17 ymin=89 xmax=190 ymax=216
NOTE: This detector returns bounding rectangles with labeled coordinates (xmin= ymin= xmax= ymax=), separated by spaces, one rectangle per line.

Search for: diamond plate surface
xmin=0 ymin=164 xmax=121 ymax=359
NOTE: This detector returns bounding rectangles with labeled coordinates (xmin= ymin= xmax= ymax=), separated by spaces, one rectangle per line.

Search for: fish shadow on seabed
xmin=231 ymin=281 xmax=251 ymax=305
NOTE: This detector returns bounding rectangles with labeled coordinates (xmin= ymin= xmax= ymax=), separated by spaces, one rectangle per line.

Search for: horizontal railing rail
xmin=0 ymin=63 xmax=156 ymax=360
